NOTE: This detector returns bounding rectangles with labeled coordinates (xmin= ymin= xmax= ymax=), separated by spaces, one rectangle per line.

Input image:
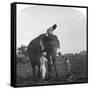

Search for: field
xmin=16 ymin=54 xmax=88 ymax=86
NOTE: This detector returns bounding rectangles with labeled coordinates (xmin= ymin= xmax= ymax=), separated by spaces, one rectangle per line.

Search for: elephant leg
xmin=37 ymin=65 xmax=41 ymax=80
xmin=32 ymin=65 xmax=37 ymax=81
xmin=52 ymin=57 xmax=58 ymax=77
xmin=47 ymin=56 xmax=52 ymax=79
xmin=48 ymin=64 xmax=52 ymax=78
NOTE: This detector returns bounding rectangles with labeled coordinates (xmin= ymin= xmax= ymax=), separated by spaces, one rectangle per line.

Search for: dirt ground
xmin=16 ymin=55 xmax=88 ymax=86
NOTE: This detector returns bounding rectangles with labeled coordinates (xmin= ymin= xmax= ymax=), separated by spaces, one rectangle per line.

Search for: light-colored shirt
xmin=40 ymin=56 xmax=48 ymax=66
xmin=40 ymin=56 xmax=48 ymax=79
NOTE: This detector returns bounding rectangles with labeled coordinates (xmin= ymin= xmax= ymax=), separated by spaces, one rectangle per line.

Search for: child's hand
xmin=50 ymin=60 xmax=53 ymax=65
xmin=48 ymin=61 xmax=53 ymax=65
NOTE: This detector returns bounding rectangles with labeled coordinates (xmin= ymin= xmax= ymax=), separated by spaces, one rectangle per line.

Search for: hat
xmin=42 ymin=52 xmax=47 ymax=56
xmin=52 ymin=24 xmax=57 ymax=30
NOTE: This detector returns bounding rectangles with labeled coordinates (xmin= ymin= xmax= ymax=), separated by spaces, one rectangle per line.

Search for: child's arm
xmin=39 ymin=57 xmax=42 ymax=63
xmin=45 ymin=58 xmax=48 ymax=62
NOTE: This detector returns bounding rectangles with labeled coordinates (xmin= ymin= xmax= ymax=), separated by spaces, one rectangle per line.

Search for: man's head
xmin=46 ymin=24 xmax=57 ymax=35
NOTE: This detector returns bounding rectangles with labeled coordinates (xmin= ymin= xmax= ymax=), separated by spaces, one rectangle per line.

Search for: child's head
xmin=65 ymin=57 xmax=69 ymax=60
xmin=42 ymin=52 xmax=47 ymax=57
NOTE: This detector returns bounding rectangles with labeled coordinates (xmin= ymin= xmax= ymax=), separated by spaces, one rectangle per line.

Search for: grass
xmin=16 ymin=54 xmax=88 ymax=86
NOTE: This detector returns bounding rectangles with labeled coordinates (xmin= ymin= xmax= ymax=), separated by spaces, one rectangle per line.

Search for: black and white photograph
xmin=11 ymin=2 xmax=88 ymax=87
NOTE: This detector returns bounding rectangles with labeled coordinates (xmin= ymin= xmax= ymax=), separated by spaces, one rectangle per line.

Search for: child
xmin=40 ymin=52 xmax=48 ymax=80
xmin=65 ymin=57 xmax=71 ymax=74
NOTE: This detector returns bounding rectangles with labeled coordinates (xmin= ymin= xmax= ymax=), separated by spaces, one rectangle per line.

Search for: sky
xmin=17 ymin=4 xmax=87 ymax=54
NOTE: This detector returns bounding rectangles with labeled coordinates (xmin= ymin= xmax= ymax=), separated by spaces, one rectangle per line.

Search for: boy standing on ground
xmin=40 ymin=52 xmax=48 ymax=80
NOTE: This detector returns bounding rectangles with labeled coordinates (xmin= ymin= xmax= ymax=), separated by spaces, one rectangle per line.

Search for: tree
xmin=17 ymin=45 xmax=27 ymax=55
xmin=75 ymin=53 xmax=78 ymax=56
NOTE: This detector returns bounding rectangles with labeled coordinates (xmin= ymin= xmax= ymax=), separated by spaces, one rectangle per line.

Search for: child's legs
xmin=40 ymin=66 xmax=46 ymax=80
xmin=68 ymin=66 xmax=70 ymax=73
xmin=42 ymin=68 xmax=46 ymax=79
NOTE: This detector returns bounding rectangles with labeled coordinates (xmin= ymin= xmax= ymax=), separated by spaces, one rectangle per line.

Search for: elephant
xmin=27 ymin=24 xmax=60 ymax=80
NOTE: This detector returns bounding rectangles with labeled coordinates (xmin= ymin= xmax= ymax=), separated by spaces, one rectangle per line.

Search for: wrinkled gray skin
xmin=27 ymin=26 xmax=60 ymax=80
